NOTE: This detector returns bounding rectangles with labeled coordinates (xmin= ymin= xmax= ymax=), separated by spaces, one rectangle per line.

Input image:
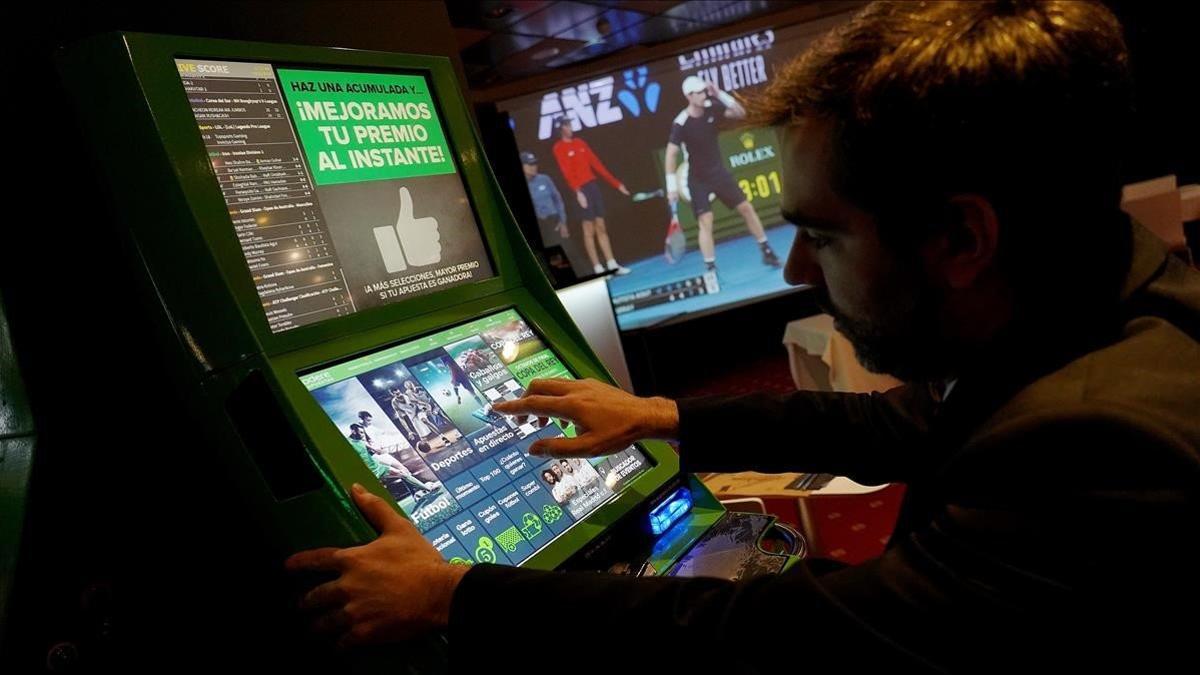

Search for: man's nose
xmin=784 ymin=240 xmax=824 ymax=287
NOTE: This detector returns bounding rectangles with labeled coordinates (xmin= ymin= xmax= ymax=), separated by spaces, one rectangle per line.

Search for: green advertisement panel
xmin=277 ymin=68 xmax=455 ymax=185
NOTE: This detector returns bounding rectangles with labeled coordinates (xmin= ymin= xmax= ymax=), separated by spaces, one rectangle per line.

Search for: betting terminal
xmin=59 ymin=32 xmax=804 ymax=671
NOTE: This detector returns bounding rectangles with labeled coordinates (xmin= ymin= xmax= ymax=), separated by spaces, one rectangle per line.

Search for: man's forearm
xmin=639 ymin=395 xmax=679 ymax=440
xmin=675 ymin=386 xmax=933 ymax=483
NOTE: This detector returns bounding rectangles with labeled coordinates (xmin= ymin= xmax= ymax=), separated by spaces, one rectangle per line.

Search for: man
xmin=560 ymin=457 xmax=598 ymax=492
xmin=405 ymin=379 xmax=451 ymax=432
xmin=438 ymin=354 xmax=487 ymax=409
xmin=521 ymin=150 xmax=568 ymax=238
xmin=345 ymin=423 xmax=407 ymax=481
xmin=666 ymin=75 xmax=782 ymax=277
xmin=287 ymin=3 xmax=1199 ymax=672
xmin=387 ymin=387 xmax=421 ymax=444
xmin=542 ymin=467 xmax=573 ymax=505
xmin=354 ymin=411 xmax=379 ymax=449
xmin=522 ymin=150 xmax=590 ymax=279
xmin=550 ymin=117 xmax=633 ymax=276
xmin=550 ymin=459 xmax=581 ymax=504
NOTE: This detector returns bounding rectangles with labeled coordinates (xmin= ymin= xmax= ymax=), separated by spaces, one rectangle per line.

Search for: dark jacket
xmin=448 ymin=223 xmax=1200 ymax=674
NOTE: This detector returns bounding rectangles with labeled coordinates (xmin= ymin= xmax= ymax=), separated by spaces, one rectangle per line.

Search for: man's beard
xmin=813 ymin=278 xmax=956 ymax=383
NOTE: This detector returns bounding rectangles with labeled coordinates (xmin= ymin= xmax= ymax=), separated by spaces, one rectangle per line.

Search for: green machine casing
xmin=0 ymin=298 xmax=36 ymax=657
xmin=56 ymin=32 xmax=731 ymax=576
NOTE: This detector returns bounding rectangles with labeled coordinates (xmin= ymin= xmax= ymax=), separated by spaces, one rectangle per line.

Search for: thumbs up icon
xmin=373 ymin=187 xmax=443 ymax=273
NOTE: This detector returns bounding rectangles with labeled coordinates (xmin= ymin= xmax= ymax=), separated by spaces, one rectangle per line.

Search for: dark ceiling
xmin=450 ymin=1 xmax=805 ymax=88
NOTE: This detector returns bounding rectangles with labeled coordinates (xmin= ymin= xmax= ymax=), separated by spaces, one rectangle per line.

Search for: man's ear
xmin=929 ymin=194 xmax=1001 ymax=290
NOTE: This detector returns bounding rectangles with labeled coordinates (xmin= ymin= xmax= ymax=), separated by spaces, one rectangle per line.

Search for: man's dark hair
xmin=750 ymin=0 xmax=1134 ymax=315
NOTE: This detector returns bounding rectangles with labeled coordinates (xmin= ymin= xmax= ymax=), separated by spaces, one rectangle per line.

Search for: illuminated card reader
xmin=649 ymin=486 xmax=693 ymax=536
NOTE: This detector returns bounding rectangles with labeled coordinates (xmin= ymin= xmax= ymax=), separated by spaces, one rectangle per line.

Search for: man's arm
xmin=677 ymin=386 xmax=934 ymax=485
xmin=448 ymin=410 xmax=1197 ymax=674
xmin=664 ymin=141 xmax=681 ymax=204
xmin=289 ymin=404 xmax=1197 ymax=671
xmin=547 ymin=177 xmax=567 ymax=226
xmin=581 ymin=139 xmax=628 ymax=194
xmin=492 ymin=378 xmax=934 ymax=485
xmin=708 ymin=81 xmax=745 ymax=118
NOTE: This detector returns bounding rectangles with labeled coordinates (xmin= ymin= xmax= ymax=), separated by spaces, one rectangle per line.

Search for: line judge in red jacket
xmin=551 ymin=116 xmax=632 ymax=276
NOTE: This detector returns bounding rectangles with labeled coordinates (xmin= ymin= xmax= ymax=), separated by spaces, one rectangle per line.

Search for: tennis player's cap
xmin=520 ymin=151 xmax=537 ymax=165
xmin=682 ymin=76 xmax=708 ymax=95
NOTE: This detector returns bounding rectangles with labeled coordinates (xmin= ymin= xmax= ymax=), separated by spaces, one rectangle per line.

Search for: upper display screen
xmin=300 ymin=308 xmax=654 ymax=566
xmin=176 ymin=59 xmax=495 ymax=333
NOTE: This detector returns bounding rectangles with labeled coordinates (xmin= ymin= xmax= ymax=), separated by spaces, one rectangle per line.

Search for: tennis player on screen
xmin=664 ymin=76 xmax=782 ymax=277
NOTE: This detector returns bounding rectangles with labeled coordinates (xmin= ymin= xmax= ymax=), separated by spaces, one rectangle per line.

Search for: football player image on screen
xmin=389 ymin=386 xmax=448 ymax=447
xmin=405 ymin=380 xmax=453 ymax=430
xmin=551 ymin=117 xmax=634 ymax=276
xmin=347 ymin=422 xmax=409 ymax=480
xmin=345 ymin=421 xmax=452 ymax=515
xmin=665 ymin=76 xmax=782 ymax=278
xmin=438 ymin=354 xmax=488 ymax=409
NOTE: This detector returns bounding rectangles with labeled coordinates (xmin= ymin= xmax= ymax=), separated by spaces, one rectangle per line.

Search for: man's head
xmin=554 ymin=116 xmax=574 ymax=140
xmin=682 ymin=75 xmax=708 ymax=107
xmin=542 ymin=469 xmax=558 ymax=485
xmin=752 ymin=1 xmax=1133 ymax=381
xmin=559 ymin=458 xmax=573 ymax=474
xmin=521 ymin=151 xmax=538 ymax=178
xmin=358 ymin=411 xmax=373 ymax=425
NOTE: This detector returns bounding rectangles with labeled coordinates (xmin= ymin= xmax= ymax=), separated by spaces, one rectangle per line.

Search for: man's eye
xmin=799 ymin=230 xmax=831 ymax=249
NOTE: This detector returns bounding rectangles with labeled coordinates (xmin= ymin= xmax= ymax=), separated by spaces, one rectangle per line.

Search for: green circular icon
xmin=448 ymin=557 xmax=473 ymax=566
xmin=475 ymin=536 xmax=496 ymax=563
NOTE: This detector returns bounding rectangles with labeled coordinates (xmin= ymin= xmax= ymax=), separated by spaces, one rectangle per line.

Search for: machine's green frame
xmin=58 ymin=32 xmax=710 ymax=571
xmin=0 ymin=298 xmax=36 ymax=655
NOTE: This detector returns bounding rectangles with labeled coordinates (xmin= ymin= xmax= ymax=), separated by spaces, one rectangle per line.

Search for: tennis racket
xmin=630 ymin=188 xmax=665 ymax=203
xmin=663 ymin=200 xmax=686 ymax=264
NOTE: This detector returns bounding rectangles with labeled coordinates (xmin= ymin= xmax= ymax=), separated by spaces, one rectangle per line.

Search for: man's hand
xmin=285 ymin=484 xmax=469 ymax=648
xmin=576 ymin=191 xmax=588 ymax=209
xmin=618 ymin=184 xmax=631 ymax=197
xmin=556 ymin=221 xmax=570 ymax=238
xmin=491 ymin=378 xmax=679 ymax=457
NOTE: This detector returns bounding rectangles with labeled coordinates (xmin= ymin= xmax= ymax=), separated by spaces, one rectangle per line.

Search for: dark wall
xmin=3 ymin=3 xmax=465 ymax=673
xmin=1107 ymin=0 xmax=1200 ymax=187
